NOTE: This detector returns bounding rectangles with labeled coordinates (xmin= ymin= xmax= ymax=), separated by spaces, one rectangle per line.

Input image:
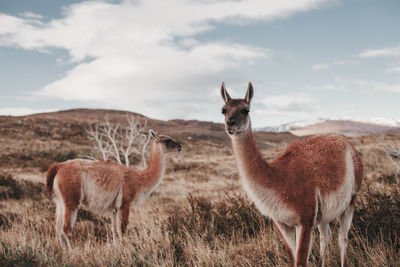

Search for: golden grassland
xmin=0 ymin=114 xmax=399 ymax=266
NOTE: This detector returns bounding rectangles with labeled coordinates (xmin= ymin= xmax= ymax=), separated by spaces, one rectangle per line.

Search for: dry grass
xmin=0 ymin=173 xmax=399 ymax=266
xmin=0 ymin=113 xmax=399 ymax=266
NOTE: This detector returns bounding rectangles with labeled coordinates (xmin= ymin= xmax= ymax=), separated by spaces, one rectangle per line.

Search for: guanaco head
xmin=220 ymin=82 xmax=254 ymax=135
xmin=149 ymin=130 xmax=182 ymax=152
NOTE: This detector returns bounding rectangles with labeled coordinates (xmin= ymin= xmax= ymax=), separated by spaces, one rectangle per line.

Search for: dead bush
xmin=74 ymin=209 xmax=112 ymax=243
xmin=167 ymin=194 xmax=269 ymax=241
xmin=0 ymin=174 xmax=44 ymax=200
xmin=165 ymin=194 xmax=271 ymax=263
xmin=0 ymin=212 xmax=20 ymax=231
xmin=0 ymin=150 xmax=78 ymax=169
xmin=352 ymin=186 xmax=400 ymax=243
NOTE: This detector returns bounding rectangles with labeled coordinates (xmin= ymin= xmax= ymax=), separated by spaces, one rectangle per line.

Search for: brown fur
xmin=233 ymin=129 xmax=357 ymax=221
xmin=46 ymin=163 xmax=60 ymax=195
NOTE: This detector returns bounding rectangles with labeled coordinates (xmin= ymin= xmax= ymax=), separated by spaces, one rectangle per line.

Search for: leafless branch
xmin=87 ymin=114 xmax=150 ymax=168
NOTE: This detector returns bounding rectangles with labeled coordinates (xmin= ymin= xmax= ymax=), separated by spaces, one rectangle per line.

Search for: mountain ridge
xmin=258 ymin=119 xmax=399 ymax=136
xmin=2 ymin=108 xmax=399 ymax=137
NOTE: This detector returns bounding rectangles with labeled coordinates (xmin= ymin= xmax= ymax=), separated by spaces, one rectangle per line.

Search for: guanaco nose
xmin=227 ymin=118 xmax=236 ymax=126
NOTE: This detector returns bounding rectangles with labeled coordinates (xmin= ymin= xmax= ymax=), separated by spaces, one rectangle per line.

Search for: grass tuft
xmin=0 ymin=174 xmax=44 ymax=200
xmin=352 ymin=186 xmax=400 ymax=244
xmin=165 ymin=194 xmax=272 ymax=264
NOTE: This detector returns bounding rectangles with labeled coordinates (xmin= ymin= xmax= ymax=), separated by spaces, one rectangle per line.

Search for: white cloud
xmin=321 ymin=84 xmax=338 ymax=91
xmin=318 ymin=76 xmax=350 ymax=91
xmin=356 ymin=80 xmax=400 ymax=93
xmin=385 ymin=66 xmax=400 ymax=73
xmin=359 ymin=45 xmax=400 ymax=58
xmin=311 ymin=59 xmax=356 ymax=71
xmin=0 ymin=0 xmax=330 ymax=120
xmin=332 ymin=59 xmax=348 ymax=65
xmin=312 ymin=63 xmax=329 ymax=70
xmin=20 ymin=12 xmax=44 ymax=20
xmin=257 ymin=93 xmax=318 ymax=113
xmin=315 ymin=76 xmax=400 ymax=93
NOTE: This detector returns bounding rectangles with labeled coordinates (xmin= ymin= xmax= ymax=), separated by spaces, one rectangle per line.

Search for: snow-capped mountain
xmin=257 ymin=118 xmax=400 ymax=136
xmin=256 ymin=118 xmax=326 ymax=133
xmin=359 ymin=118 xmax=400 ymax=128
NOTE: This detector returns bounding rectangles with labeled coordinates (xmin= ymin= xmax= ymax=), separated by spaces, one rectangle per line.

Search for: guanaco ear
xmin=244 ymin=82 xmax=254 ymax=104
xmin=149 ymin=129 xmax=160 ymax=141
xmin=221 ymin=82 xmax=231 ymax=103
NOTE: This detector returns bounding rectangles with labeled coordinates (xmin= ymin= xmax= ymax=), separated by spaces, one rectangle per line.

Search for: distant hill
xmin=2 ymin=108 xmax=399 ymax=170
xmin=28 ymin=108 xmax=147 ymax=122
xmin=0 ymin=108 xmax=299 ymax=148
xmin=24 ymin=108 xmax=230 ymax=143
xmin=270 ymin=119 xmax=398 ymax=137
xmin=4 ymin=109 xmax=398 ymax=140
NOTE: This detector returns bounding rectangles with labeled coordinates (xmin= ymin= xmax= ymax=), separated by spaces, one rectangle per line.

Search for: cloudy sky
xmin=0 ymin=0 xmax=399 ymax=127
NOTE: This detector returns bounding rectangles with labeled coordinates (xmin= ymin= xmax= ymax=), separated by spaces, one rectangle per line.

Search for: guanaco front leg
xmin=275 ymin=221 xmax=296 ymax=266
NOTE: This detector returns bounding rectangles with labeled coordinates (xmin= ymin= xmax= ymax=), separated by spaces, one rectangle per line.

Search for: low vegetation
xmin=1 ymin=170 xmax=399 ymax=266
xmin=0 ymin=173 xmax=44 ymax=200
xmin=0 ymin=112 xmax=399 ymax=266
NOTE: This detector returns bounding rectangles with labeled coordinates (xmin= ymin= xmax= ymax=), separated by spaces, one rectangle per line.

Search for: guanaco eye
xmin=241 ymin=109 xmax=249 ymax=115
xmin=221 ymin=108 xmax=227 ymax=115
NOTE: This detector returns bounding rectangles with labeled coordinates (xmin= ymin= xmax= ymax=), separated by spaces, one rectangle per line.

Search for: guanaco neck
xmin=139 ymin=140 xmax=166 ymax=191
xmin=230 ymin=120 xmax=272 ymax=185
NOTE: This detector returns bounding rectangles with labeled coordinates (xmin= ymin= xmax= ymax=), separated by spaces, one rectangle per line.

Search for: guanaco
xmin=220 ymin=82 xmax=363 ymax=267
xmin=46 ymin=130 xmax=181 ymax=249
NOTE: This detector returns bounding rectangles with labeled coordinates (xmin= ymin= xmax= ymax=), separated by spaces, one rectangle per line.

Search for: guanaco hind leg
xmin=55 ymin=200 xmax=67 ymax=248
xmin=61 ymin=206 xmax=78 ymax=250
xmin=339 ymin=204 xmax=354 ymax=267
xmin=111 ymin=210 xmax=120 ymax=240
xmin=318 ymin=223 xmax=331 ymax=267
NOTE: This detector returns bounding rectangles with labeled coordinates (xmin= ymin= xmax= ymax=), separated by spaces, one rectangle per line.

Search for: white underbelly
xmin=319 ymin=148 xmax=356 ymax=223
xmin=80 ymin=174 xmax=122 ymax=214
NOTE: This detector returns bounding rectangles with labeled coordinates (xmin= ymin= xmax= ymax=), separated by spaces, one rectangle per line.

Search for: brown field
xmin=0 ymin=110 xmax=399 ymax=266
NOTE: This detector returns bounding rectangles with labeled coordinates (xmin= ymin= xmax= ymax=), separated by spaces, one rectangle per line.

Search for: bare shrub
xmin=0 ymin=150 xmax=78 ymax=169
xmin=370 ymin=135 xmax=400 ymax=184
xmin=167 ymin=194 xmax=269 ymax=241
xmin=87 ymin=115 xmax=150 ymax=168
xmin=352 ymin=186 xmax=400 ymax=243
xmin=165 ymin=194 xmax=271 ymax=263
xmin=0 ymin=174 xmax=43 ymax=200
xmin=0 ymin=212 xmax=20 ymax=230
xmin=0 ymin=241 xmax=57 ymax=266
xmin=380 ymin=138 xmax=400 ymax=184
xmin=73 ymin=209 xmax=112 ymax=244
